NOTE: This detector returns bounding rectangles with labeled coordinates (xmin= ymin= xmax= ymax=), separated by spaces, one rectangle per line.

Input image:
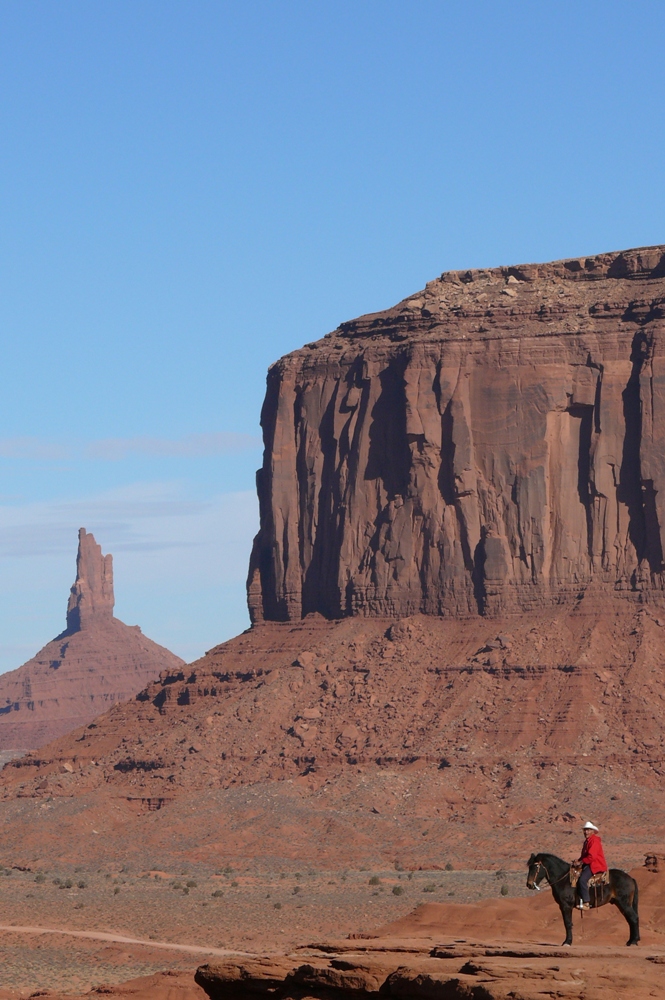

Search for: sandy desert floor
xmin=0 ymin=864 xmax=529 ymax=992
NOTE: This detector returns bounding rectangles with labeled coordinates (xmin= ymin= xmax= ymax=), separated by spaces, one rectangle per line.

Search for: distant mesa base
xmin=0 ymin=528 xmax=184 ymax=751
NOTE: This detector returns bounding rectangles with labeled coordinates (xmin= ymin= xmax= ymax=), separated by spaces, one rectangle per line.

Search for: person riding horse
xmin=575 ymin=820 xmax=607 ymax=910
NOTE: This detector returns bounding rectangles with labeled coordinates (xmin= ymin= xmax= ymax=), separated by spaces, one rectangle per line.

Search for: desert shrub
xmin=274 ymin=902 xmax=282 ymax=909
xmin=448 ymin=891 xmax=455 ymax=896
xmin=293 ymin=885 xmax=301 ymax=894
xmin=445 ymin=863 xmax=454 ymax=871
xmin=407 ymin=872 xmax=413 ymax=880
xmin=183 ymin=887 xmax=190 ymax=895
xmin=172 ymin=882 xmax=183 ymax=890
xmin=53 ymin=878 xmax=61 ymax=885
xmin=500 ymin=884 xmax=509 ymax=896
xmin=34 ymin=874 xmax=46 ymax=884
xmin=368 ymin=876 xmax=380 ymax=886
xmin=77 ymin=881 xmax=86 ymax=889
xmin=231 ymin=880 xmax=239 ymax=887
xmin=212 ymin=890 xmax=223 ymax=898
xmin=295 ymin=872 xmax=302 ymax=880
xmin=63 ymin=878 xmax=73 ymax=889
xmin=113 ymin=887 xmax=120 ymax=895
xmin=186 ymin=880 xmax=197 ymax=888
xmin=495 ymin=870 xmax=507 ymax=880
xmin=392 ymin=886 xmax=404 ymax=896
xmin=423 ymin=884 xmax=436 ymax=893
xmin=74 ymin=902 xmax=84 ymax=909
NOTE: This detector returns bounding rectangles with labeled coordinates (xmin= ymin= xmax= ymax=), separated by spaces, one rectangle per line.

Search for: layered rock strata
xmin=248 ymin=245 xmax=665 ymax=621
xmin=0 ymin=528 xmax=184 ymax=750
xmin=1 ymin=605 xmax=664 ymax=867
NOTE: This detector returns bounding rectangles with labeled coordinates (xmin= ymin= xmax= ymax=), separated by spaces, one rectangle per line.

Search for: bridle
xmin=528 ymin=859 xmax=570 ymax=891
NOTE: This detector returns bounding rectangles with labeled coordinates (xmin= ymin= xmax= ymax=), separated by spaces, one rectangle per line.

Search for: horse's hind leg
xmin=612 ymin=897 xmax=640 ymax=946
xmin=559 ymin=903 xmax=573 ymax=946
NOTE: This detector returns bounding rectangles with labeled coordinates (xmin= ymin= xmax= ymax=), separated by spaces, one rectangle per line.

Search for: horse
xmin=526 ymin=852 xmax=640 ymax=946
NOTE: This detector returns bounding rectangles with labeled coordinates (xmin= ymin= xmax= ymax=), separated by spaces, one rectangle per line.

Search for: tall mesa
xmin=248 ymin=245 xmax=665 ymax=621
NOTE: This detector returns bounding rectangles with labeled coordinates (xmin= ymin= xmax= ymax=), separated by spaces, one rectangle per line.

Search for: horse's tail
xmin=632 ymin=878 xmax=639 ymax=916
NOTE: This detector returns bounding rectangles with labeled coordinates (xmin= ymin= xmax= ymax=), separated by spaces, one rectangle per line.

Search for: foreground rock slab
xmin=196 ymin=871 xmax=665 ymax=1000
xmin=196 ymin=943 xmax=665 ymax=1000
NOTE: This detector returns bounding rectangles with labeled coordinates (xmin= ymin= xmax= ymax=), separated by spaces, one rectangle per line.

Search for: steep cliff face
xmin=248 ymin=245 xmax=665 ymax=621
xmin=0 ymin=528 xmax=184 ymax=750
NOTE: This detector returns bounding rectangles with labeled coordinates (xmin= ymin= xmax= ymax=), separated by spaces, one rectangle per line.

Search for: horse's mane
xmin=529 ymin=852 xmax=570 ymax=872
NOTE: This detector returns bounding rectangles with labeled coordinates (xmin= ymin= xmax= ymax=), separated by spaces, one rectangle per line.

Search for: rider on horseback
xmin=576 ymin=820 xmax=608 ymax=910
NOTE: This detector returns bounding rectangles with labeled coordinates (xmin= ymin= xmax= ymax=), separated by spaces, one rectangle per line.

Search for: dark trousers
xmin=578 ymin=864 xmax=593 ymax=903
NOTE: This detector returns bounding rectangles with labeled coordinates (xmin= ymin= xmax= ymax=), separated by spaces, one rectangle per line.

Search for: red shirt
xmin=580 ymin=833 xmax=607 ymax=874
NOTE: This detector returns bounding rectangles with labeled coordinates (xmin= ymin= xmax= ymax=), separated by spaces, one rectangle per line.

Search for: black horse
xmin=526 ymin=852 xmax=639 ymax=946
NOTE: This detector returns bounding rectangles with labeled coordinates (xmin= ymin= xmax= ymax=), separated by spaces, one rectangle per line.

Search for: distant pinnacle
xmin=66 ymin=528 xmax=114 ymax=632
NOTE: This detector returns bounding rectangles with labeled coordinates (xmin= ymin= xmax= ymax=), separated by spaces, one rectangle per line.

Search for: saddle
xmin=589 ymin=869 xmax=610 ymax=888
xmin=569 ymin=864 xmax=609 ymax=889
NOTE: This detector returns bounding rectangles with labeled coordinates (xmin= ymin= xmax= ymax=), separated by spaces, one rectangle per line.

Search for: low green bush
xmin=392 ymin=885 xmax=404 ymax=896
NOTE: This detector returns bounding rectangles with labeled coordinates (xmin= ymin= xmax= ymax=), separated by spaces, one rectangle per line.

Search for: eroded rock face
xmin=248 ymin=245 xmax=665 ymax=621
xmin=0 ymin=529 xmax=184 ymax=750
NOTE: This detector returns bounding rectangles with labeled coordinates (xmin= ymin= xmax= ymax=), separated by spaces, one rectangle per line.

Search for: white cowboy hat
xmin=582 ymin=820 xmax=599 ymax=831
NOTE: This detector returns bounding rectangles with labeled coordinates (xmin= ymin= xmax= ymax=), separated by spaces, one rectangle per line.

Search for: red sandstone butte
xmin=2 ymin=247 xmax=665 ymax=872
xmin=248 ymin=244 xmax=665 ymax=621
xmin=0 ymin=528 xmax=184 ymax=751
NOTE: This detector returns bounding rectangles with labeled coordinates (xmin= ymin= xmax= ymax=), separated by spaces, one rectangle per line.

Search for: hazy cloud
xmin=0 ymin=437 xmax=71 ymax=460
xmin=85 ymin=432 xmax=261 ymax=460
xmin=0 ymin=432 xmax=261 ymax=462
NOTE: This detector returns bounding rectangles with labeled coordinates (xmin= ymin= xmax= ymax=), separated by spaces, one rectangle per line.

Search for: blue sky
xmin=1 ymin=1 xmax=664 ymax=669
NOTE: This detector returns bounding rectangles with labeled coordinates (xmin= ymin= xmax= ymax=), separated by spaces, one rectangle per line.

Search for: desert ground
xmin=0 ymin=863 xmax=530 ymax=992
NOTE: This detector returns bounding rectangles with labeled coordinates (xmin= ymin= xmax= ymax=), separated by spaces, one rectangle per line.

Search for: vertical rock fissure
xmin=618 ymin=331 xmax=663 ymax=577
xmin=571 ymin=404 xmax=595 ymax=559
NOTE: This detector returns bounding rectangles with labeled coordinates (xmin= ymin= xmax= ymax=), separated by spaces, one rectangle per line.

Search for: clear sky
xmin=1 ymin=1 xmax=664 ymax=670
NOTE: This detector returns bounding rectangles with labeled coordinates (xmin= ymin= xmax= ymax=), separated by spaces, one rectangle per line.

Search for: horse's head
xmin=526 ymin=853 xmax=547 ymax=890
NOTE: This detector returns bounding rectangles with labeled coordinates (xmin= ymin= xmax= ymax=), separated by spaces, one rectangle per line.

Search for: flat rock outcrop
xmin=195 ymin=866 xmax=665 ymax=1000
xmin=0 ymin=529 xmax=184 ymax=750
xmin=248 ymin=245 xmax=665 ymax=621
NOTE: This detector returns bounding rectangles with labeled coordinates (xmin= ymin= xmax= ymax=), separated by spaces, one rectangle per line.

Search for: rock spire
xmin=0 ymin=529 xmax=184 ymax=751
xmin=66 ymin=528 xmax=114 ymax=631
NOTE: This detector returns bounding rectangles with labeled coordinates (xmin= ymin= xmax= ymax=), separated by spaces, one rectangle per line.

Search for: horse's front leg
xmin=559 ymin=902 xmax=573 ymax=946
